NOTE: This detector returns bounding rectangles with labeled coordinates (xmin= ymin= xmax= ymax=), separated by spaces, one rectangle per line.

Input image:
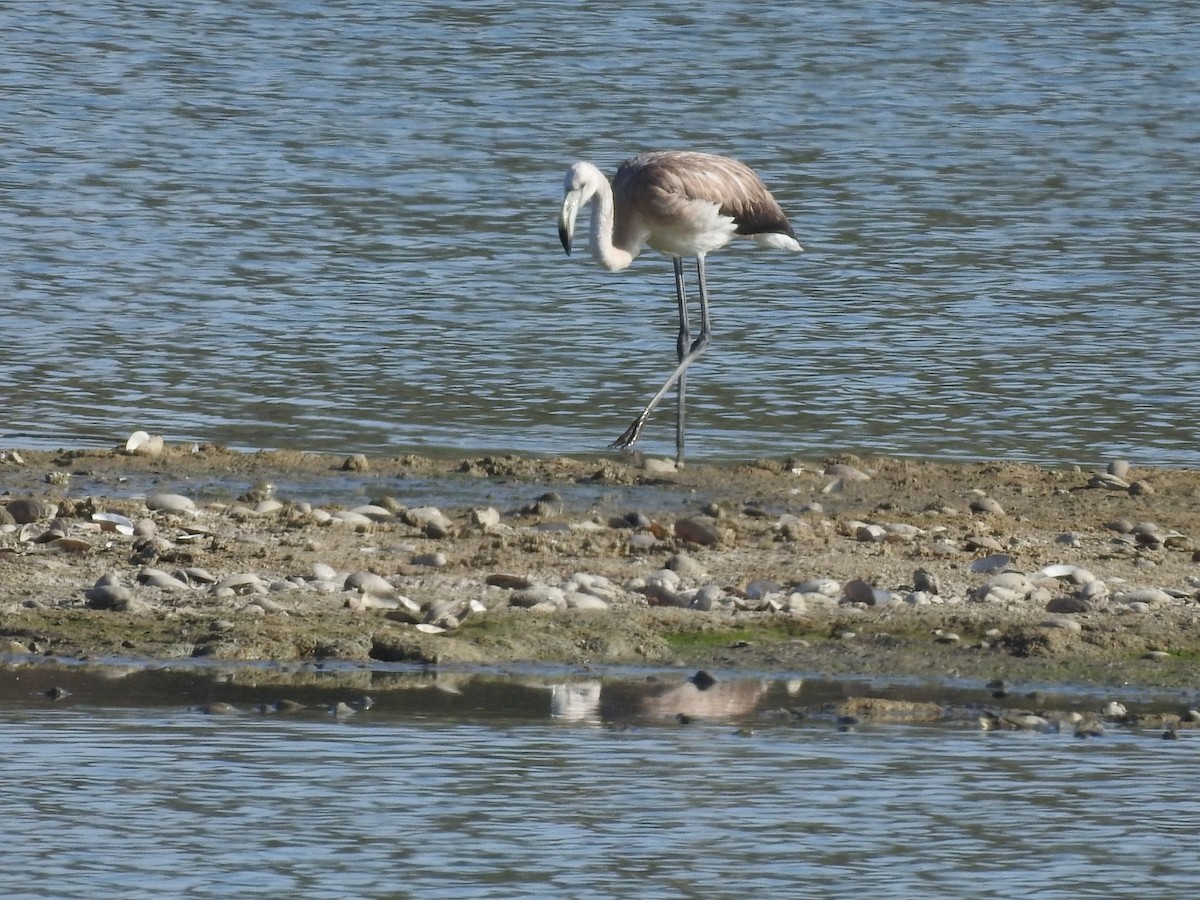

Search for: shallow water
xmin=2 ymin=2 xmax=1198 ymax=466
xmin=2 ymin=663 xmax=1197 ymax=898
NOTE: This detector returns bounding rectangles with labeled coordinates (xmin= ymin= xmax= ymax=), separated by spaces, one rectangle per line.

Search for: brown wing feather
xmin=614 ymin=151 xmax=795 ymax=240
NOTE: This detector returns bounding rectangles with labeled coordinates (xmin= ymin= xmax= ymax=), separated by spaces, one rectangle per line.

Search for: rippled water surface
xmin=3 ymin=1 xmax=1198 ymax=465
xmin=2 ymin=665 xmax=1198 ymax=898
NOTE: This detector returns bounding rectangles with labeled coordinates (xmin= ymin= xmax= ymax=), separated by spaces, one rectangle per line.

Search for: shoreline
xmin=2 ymin=444 xmax=1199 ymax=704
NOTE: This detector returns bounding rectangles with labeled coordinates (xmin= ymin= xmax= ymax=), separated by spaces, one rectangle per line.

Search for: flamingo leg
xmin=674 ymin=257 xmax=689 ymax=464
xmin=611 ymin=255 xmax=712 ymax=464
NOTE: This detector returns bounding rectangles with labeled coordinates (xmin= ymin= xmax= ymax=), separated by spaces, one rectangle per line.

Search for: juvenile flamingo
xmin=558 ymin=150 xmax=801 ymax=465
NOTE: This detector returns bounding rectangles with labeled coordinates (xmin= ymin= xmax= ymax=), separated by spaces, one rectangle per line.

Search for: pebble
xmin=842 ymin=579 xmax=892 ymax=606
xmin=1089 ymin=472 xmax=1130 ymax=490
xmin=510 ymin=585 xmax=566 ymax=609
xmin=1040 ymin=615 xmax=1083 ymax=632
xmin=643 ymin=458 xmax=678 ymax=474
xmin=93 ymin=511 xmax=136 ymax=535
xmin=472 ymin=507 xmax=501 ymax=529
xmin=639 ymin=569 xmax=685 ymax=607
xmin=1114 ymin=588 xmax=1173 ymax=607
xmin=486 ymin=573 xmax=534 ymax=590
xmin=344 ymin=571 xmax=396 ymax=596
xmin=312 ymin=562 xmax=339 ymax=582
xmin=84 ymin=578 xmax=135 ymax=610
xmin=674 ymin=517 xmax=725 ymax=546
xmin=689 ymin=583 xmax=723 ymax=611
xmin=970 ymin=554 xmax=1011 ymax=574
xmin=350 ymin=504 xmax=396 ymax=522
xmin=913 ymin=569 xmax=941 ymax=594
xmin=342 ymin=453 xmax=369 ymax=472
xmin=125 ymin=431 xmax=164 ymax=456
xmin=211 ymin=573 xmax=268 ymax=596
xmin=566 ymin=572 xmax=620 ymax=603
xmin=566 ymin=593 xmax=609 ymax=611
xmin=969 ymin=496 xmax=1005 ymax=516
xmin=824 ymin=463 xmax=870 ymax=482
xmin=403 ymin=506 xmax=454 ymax=537
xmin=745 ymin=579 xmax=782 ymax=601
xmin=145 ymin=493 xmax=197 ymax=515
xmin=6 ymin=498 xmax=55 ymax=524
xmin=178 ymin=567 xmax=218 ymax=586
xmin=330 ymin=510 xmax=374 ymax=528
xmin=794 ymin=578 xmax=841 ymax=597
xmin=1045 ymin=596 xmax=1090 ymax=614
xmin=667 ymin=552 xmax=707 ymax=580
xmin=244 ymin=596 xmax=288 ymax=614
xmin=349 ymin=594 xmax=401 ymax=611
xmin=137 ymin=568 xmax=193 ymax=591
xmin=1107 ymin=459 xmax=1131 ymax=479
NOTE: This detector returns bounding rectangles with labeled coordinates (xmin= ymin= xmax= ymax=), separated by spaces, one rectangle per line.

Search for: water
xmin=1 ymin=2 xmax=1197 ymax=466
xmin=1 ymin=664 xmax=1197 ymax=898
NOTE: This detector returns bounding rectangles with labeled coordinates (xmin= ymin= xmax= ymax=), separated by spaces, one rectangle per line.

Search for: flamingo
xmin=557 ymin=150 xmax=801 ymax=465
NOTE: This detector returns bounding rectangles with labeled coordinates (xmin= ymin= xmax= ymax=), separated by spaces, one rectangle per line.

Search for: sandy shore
xmin=2 ymin=445 xmax=1199 ymax=699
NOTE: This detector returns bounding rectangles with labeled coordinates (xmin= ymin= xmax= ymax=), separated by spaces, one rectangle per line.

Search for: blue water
xmin=2 ymin=665 xmax=1197 ymax=898
xmin=3 ymin=2 xmax=1198 ymax=465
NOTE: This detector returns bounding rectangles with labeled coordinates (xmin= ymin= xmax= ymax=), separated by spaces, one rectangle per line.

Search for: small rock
xmin=84 ymin=581 xmax=135 ymax=610
xmin=486 ymin=573 xmax=534 ymax=590
xmin=566 ymin=593 xmax=609 ymax=611
xmin=344 ymin=571 xmax=396 ymax=596
xmin=211 ymin=573 xmax=268 ymax=596
xmin=510 ymin=584 xmax=566 ymax=609
xmin=674 ymin=517 xmax=725 ymax=547
xmin=794 ymin=578 xmax=841 ymax=597
xmin=643 ymin=458 xmax=678 ymax=474
xmin=824 ymin=463 xmax=870 ymax=481
xmin=404 ymin=506 xmax=454 ymax=537
xmin=913 ymin=569 xmax=941 ymax=594
xmin=146 ymin=493 xmax=197 ymax=515
xmin=969 ymin=496 xmax=1005 ymax=516
xmin=1107 ymin=459 xmax=1131 ymax=478
xmin=1046 ymin=596 xmax=1090 ymax=614
xmin=970 ymin=554 xmax=1011 ymax=574
xmin=1089 ymin=472 xmax=1130 ymax=490
xmin=312 ymin=563 xmax=339 ymax=582
xmin=138 ymin=568 xmax=194 ymax=591
xmin=330 ymin=510 xmax=374 ymax=528
xmin=342 ymin=453 xmax=369 ymax=472
xmin=689 ymin=583 xmax=723 ymax=611
xmin=6 ymin=498 xmax=55 ymax=524
xmin=472 ymin=507 xmax=501 ymax=529
xmin=842 ymin=579 xmax=891 ymax=606
xmin=666 ymin=551 xmax=707 ymax=580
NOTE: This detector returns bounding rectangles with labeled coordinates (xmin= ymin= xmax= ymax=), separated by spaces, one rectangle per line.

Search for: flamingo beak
xmin=558 ymin=195 xmax=578 ymax=255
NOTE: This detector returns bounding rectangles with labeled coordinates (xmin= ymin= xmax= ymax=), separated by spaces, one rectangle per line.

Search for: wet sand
xmin=2 ymin=445 xmax=1199 ymax=700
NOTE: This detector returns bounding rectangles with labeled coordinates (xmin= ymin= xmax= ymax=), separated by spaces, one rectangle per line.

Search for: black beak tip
xmin=558 ymin=225 xmax=572 ymax=255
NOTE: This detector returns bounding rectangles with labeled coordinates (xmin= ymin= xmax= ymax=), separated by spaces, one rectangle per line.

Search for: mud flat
xmin=2 ymin=445 xmax=1200 ymax=700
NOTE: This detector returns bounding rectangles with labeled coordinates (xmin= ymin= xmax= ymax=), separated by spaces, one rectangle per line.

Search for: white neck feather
xmin=580 ymin=164 xmax=635 ymax=272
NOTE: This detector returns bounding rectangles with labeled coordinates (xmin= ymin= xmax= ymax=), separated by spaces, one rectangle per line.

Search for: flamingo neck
xmin=587 ymin=174 xmax=635 ymax=272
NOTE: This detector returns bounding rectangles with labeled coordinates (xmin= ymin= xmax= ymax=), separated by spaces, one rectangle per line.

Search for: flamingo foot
xmin=610 ymin=416 xmax=647 ymax=450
